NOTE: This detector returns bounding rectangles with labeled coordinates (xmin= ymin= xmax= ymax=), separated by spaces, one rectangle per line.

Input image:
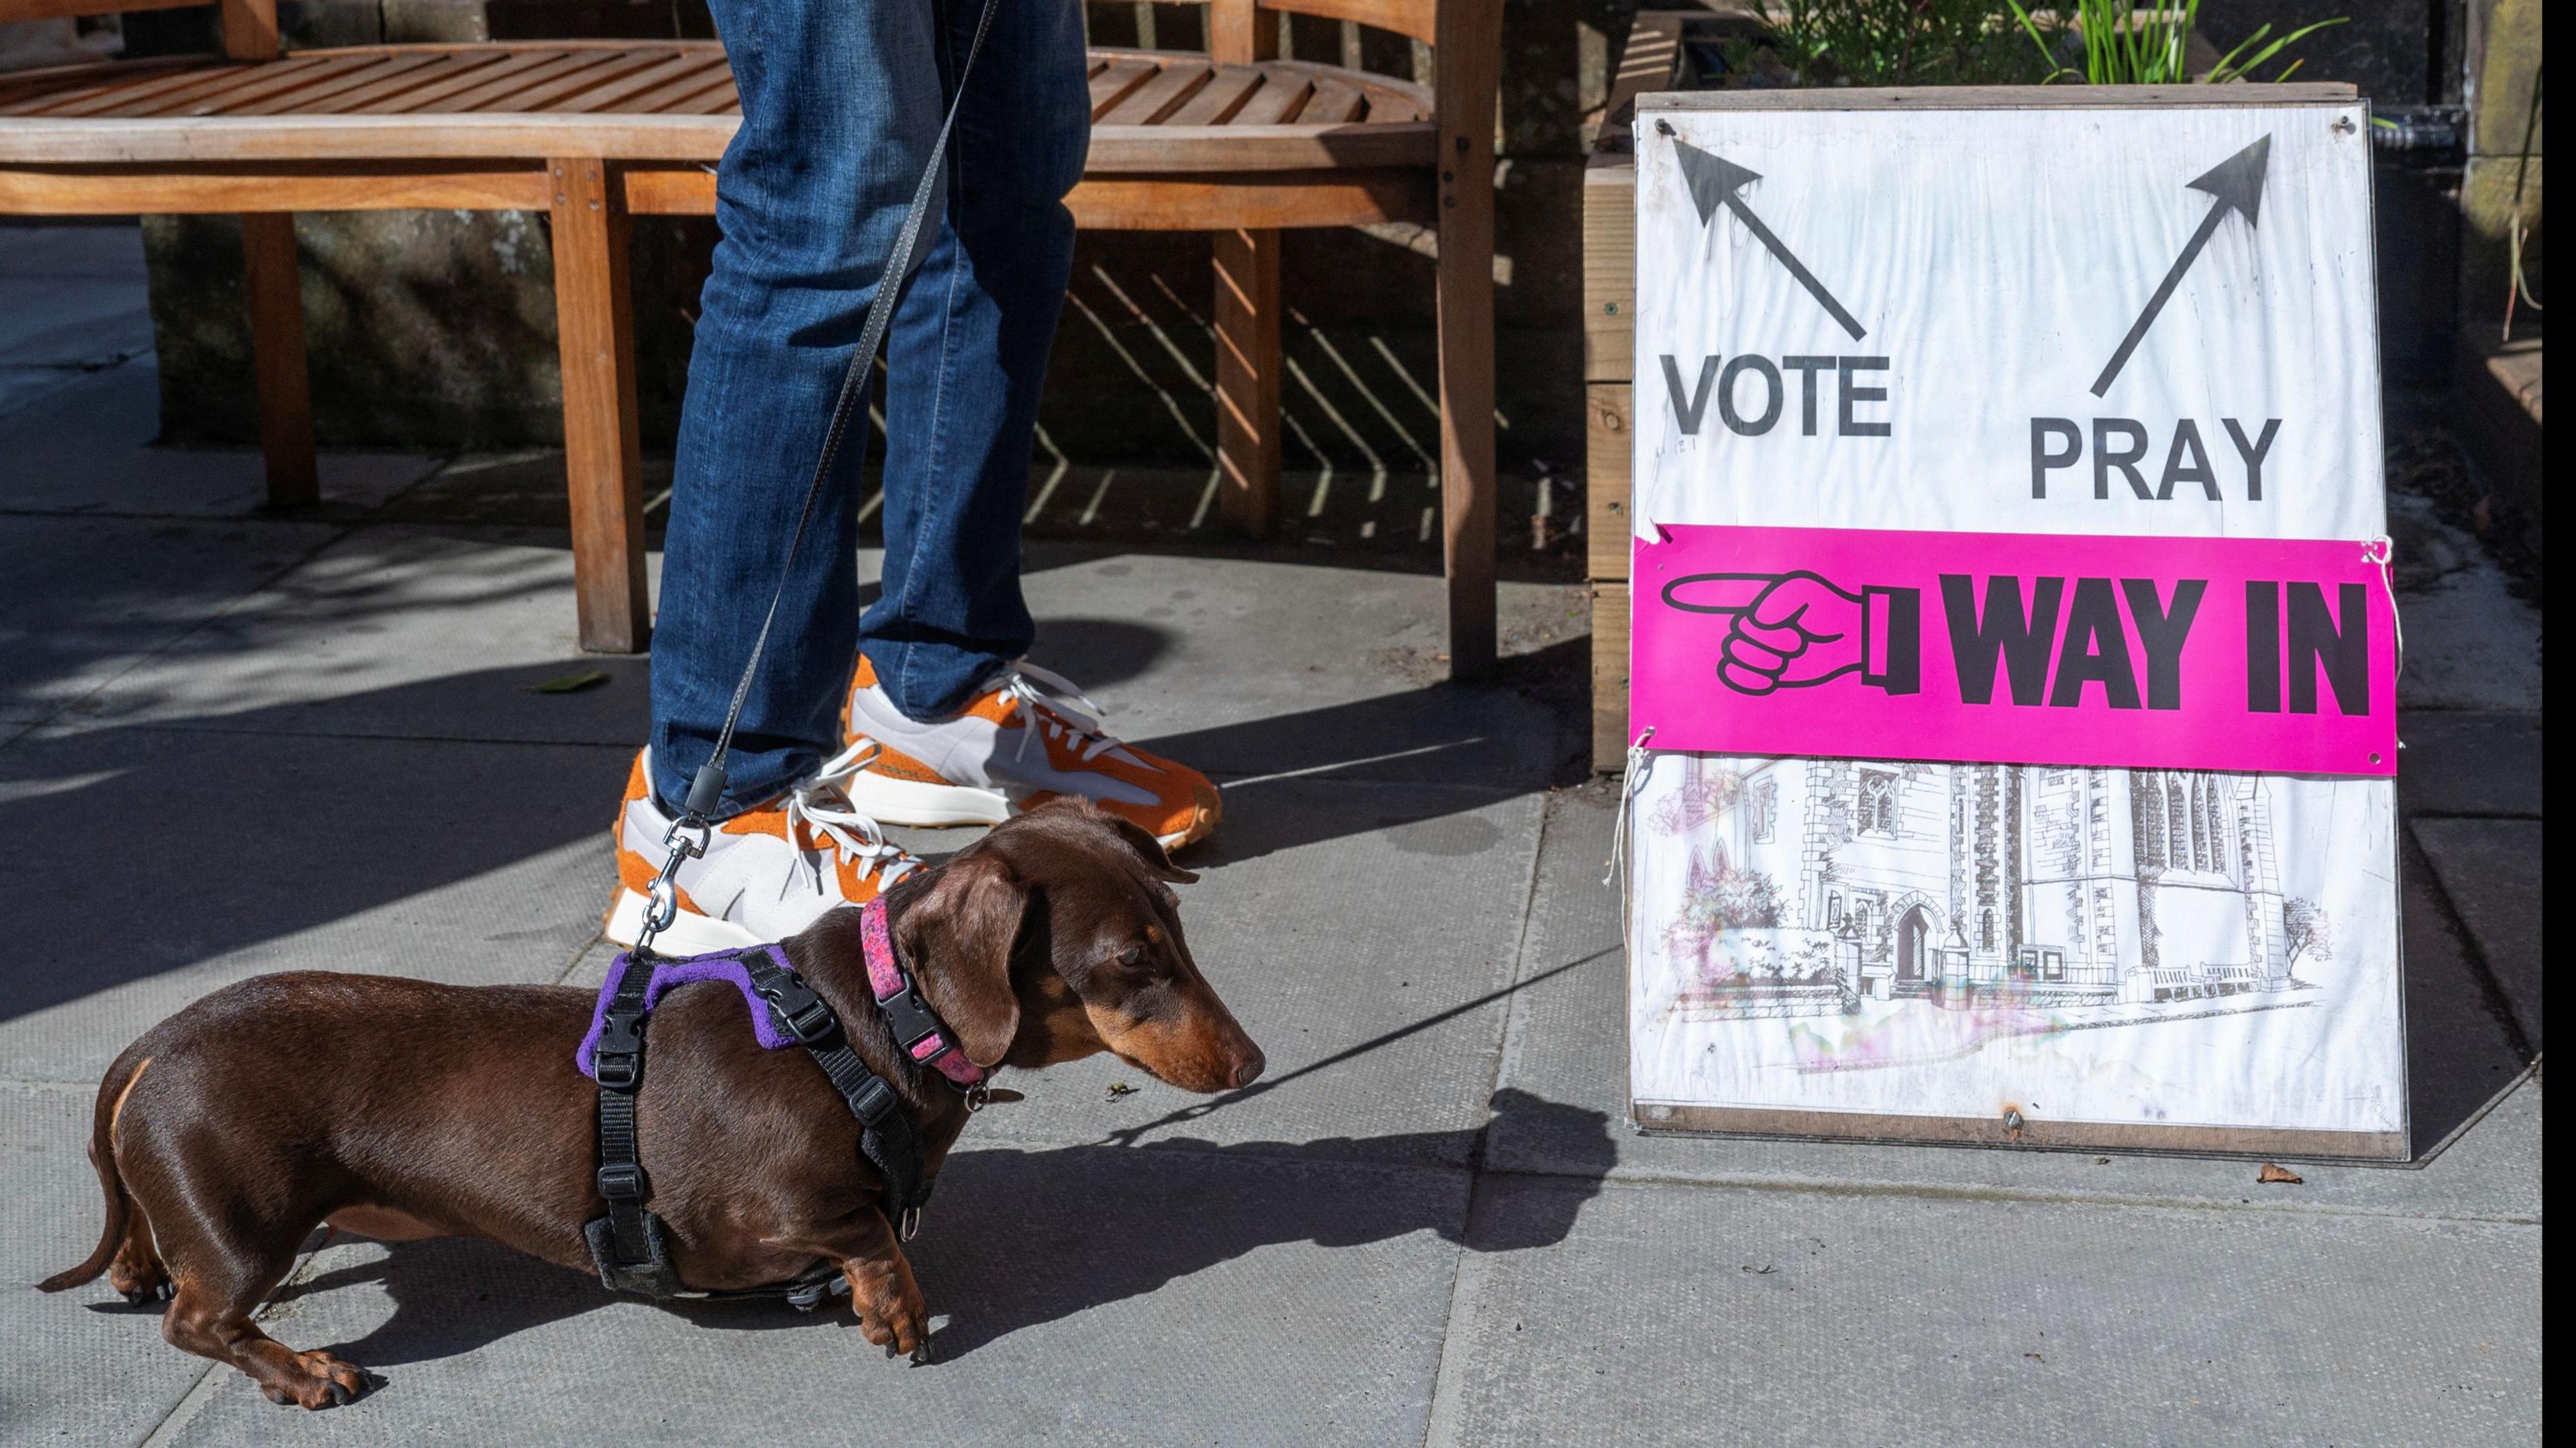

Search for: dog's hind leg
xmin=115 ymin=1109 xmax=369 ymax=1408
xmin=154 ymin=1219 xmax=369 ymax=1410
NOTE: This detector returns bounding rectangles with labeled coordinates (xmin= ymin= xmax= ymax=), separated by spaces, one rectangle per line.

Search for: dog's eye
xmin=1116 ymin=942 xmax=1148 ymax=968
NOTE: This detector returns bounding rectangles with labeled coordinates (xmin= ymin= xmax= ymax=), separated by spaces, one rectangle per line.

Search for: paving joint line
xmin=131 ymin=1361 xmax=224 ymax=1448
xmin=1419 ymin=787 xmax=1556 ymax=1447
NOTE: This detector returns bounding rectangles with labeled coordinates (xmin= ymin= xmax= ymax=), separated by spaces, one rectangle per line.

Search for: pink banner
xmin=1631 ymin=524 xmax=2398 ymax=776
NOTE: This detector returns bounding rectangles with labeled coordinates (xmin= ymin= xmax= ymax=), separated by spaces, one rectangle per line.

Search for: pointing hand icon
xmin=1661 ymin=571 xmax=1919 ymax=697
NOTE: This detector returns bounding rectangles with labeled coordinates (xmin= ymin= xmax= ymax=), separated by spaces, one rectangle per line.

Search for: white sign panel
xmin=1625 ymin=91 xmax=2406 ymax=1156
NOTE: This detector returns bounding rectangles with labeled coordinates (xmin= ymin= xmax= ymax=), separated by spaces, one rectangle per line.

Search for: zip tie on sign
xmin=2361 ymin=535 xmax=2404 ymax=679
xmin=1603 ymin=726 xmax=1656 ymax=889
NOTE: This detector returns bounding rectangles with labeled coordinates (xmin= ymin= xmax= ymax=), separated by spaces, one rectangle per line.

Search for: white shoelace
xmin=782 ymin=769 xmax=918 ymax=899
xmin=994 ymin=660 xmax=1122 ymax=765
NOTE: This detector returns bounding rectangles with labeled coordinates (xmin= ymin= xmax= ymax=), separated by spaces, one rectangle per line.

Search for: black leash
xmin=632 ymin=0 xmax=1006 ymax=955
xmin=588 ymin=0 xmax=1004 ymax=1304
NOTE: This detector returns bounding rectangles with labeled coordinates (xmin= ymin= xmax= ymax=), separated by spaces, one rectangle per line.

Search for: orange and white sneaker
xmin=837 ymin=657 xmax=1220 ymax=850
xmin=604 ymin=749 xmax=920 ymax=955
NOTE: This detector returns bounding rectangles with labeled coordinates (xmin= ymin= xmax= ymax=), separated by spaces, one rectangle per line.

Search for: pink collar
xmin=859 ymin=896 xmax=987 ymax=1089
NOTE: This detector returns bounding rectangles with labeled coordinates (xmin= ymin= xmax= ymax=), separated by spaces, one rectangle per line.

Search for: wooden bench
xmin=0 ymin=0 xmax=1502 ymax=674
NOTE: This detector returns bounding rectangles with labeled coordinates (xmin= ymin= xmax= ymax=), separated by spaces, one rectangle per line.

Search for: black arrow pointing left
xmin=1665 ymin=126 xmax=1868 ymax=342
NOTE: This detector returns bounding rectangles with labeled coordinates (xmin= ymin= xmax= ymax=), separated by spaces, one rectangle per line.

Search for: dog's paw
xmin=107 ymin=1257 xmax=169 ymax=1306
xmin=259 ymin=1350 xmax=372 ymax=1410
xmin=845 ymin=1269 xmax=932 ymax=1361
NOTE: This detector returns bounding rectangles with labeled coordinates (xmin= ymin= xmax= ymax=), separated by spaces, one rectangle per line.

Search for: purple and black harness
xmin=575 ymin=895 xmax=986 ymax=1304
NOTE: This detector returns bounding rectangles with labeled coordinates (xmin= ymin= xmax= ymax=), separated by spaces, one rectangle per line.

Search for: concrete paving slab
xmin=1485 ymin=791 xmax=2541 ymax=1223
xmin=0 ymin=221 xmax=148 ymax=280
xmin=0 ymin=726 xmax=621 ymax=1082
xmin=0 ymin=362 xmax=437 ymax=518
xmin=0 ymin=514 xmax=337 ymax=726
xmin=148 ymin=1147 xmax=1471 ymax=1448
xmin=2398 ymin=710 xmax=2542 ymax=818
xmin=0 ymin=365 xmax=87 ymax=424
xmin=2412 ymin=818 xmax=2544 ymax=1053
xmin=0 ymin=1080 xmax=217 ymax=1448
xmin=569 ymin=779 xmax=1556 ymax=1171
xmin=1430 ymin=1174 xmax=2542 ymax=1447
xmin=69 ymin=525 xmax=657 ymax=746
xmin=369 ymin=450 xmax=675 ymax=532
xmin=0 ymin=277 xmax=154 ymax=370
xmin=1017 ymin=546 xmax=1572 ymax=790
xmin=2388 ymin=492 xmax=2543 ymax=712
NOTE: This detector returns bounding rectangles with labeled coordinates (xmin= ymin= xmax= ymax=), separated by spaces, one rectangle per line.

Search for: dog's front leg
xmin=819 ymin=1209 xmax=932 ymax=1361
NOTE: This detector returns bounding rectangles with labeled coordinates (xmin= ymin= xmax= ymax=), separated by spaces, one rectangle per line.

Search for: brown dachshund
xmin=38 ymin=800 xmax=1263 ymax=1408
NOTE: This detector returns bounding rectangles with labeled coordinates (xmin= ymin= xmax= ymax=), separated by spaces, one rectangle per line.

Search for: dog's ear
xmin=1103 ymin=815 xmax=1198 ymax=884
xmin=895 ymin=854 xmax=1024 ymax=1067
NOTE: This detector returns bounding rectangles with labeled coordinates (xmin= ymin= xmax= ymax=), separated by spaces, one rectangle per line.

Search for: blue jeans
xmin=648 ymin=0 xmax=1089 ymax=814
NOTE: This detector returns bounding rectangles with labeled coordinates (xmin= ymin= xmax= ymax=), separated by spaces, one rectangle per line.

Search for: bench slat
xmin=166 ymin=56 xmax=413 ymax=117
xmin=95 ymin=56 xmax=333 ymax=118
xmin=1228 ymin=72 xmax=1311 ymax=126
xmin=678 ymin=83 xmax=743 ymax=117
xmin=7 ymin=58 xmax=239 ymax=117
xmin=1087 ymin=57 xmax=1157 ymax=121
xmin=250 ymin=55 xmax=453 ymax=117
xmin=352 ymin=50 xmax=545 ymax=114
xmin=617 ymin=58 xmax=737 ymax=116
xmin=1299 ymin=76 xmax=1366 ymax=124
xmin=405 ymin=50 xmax=596 ymax=113
xmin=0 ymin=55 xmax=193 ymax=112
xmin=1097 ymin=60 xmax=1212 ymax=127
xmin=1163 ymin=64 xmax=1262 ymax=127
xmin=555 ymin=52 xmax=720 ymax=115
xmin=459 ymin=49 xmax=672 ymax=114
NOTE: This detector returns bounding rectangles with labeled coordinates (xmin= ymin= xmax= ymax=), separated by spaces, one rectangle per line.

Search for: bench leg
xmin=1213 ymin=227 xmax=1281 ymax=539
xmin=239 ymin=213 xmax=317 ymax=508
xmin=549 ymin=158 xmax=650 ymax=654
xmin=1435 ymin=181 xmax=1498 ymax=683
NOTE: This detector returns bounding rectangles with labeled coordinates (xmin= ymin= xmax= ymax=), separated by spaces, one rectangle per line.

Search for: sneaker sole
xmin=837 ymin=770 xmax=1015 ymax=829
xmin=841 ymin=769 xmax=1202 ymax=851
xmin=604 ymin=889 xmax=766 ymax=956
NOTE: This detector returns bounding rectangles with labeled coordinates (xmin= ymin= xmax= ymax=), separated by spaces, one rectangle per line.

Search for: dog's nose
xmin=1228 ymin=1046 xmax=1265 ymax=1089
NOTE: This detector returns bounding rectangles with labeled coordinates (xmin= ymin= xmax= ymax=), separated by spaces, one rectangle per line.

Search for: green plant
xmin=1759 ymin=0 xmax=2060 ymax=88
xmin=2003 ymin=0 xmax=2347 ymax=85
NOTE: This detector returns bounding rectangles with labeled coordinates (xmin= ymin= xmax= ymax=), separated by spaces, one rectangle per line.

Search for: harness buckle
xmin=753 ymin=972 xmax=839 ymax=1046
xmin=596 ymin=1161 xmax=646 ymax=1201
xmin=594 ymin=1005 xmax=646 ymax=1089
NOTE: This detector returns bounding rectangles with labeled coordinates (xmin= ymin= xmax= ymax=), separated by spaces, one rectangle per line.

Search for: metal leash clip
xmin=635 ymin=763 xmax=728 ymax=956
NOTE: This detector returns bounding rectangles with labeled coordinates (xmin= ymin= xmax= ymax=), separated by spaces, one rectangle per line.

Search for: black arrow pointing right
xmin=2092 ymin=135 xmax=2273 ymax=397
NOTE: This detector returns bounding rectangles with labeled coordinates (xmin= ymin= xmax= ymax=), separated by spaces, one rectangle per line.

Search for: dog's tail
xmin=37 ymin=1046 xmax=148 ymax=1292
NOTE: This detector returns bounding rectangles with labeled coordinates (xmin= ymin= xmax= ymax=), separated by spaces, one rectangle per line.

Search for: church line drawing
xmin=1650 ymin=757 xmax=2328 ymax=1019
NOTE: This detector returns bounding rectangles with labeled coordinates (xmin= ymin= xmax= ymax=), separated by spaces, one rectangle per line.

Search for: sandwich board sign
xmin=1621 ymin=85 xmax=2406 ymax=1159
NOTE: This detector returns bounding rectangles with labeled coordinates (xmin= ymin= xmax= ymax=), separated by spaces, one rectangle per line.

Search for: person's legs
xmin=861 ymin=0 xmax=1092 ymax=721
xmin=647 ymin=0 xmax=945 ymax=816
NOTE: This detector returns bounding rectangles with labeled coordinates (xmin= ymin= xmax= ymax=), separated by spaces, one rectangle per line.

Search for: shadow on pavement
xmin=0 ymin=630 xmax=1565 ymax=1027
xmin=231 ymin=1090 xmax=1609 ymax=1375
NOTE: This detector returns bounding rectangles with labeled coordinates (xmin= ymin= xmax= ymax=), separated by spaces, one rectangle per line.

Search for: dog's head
xmin=889 ymin=800 xmax=1263 ymax=1093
